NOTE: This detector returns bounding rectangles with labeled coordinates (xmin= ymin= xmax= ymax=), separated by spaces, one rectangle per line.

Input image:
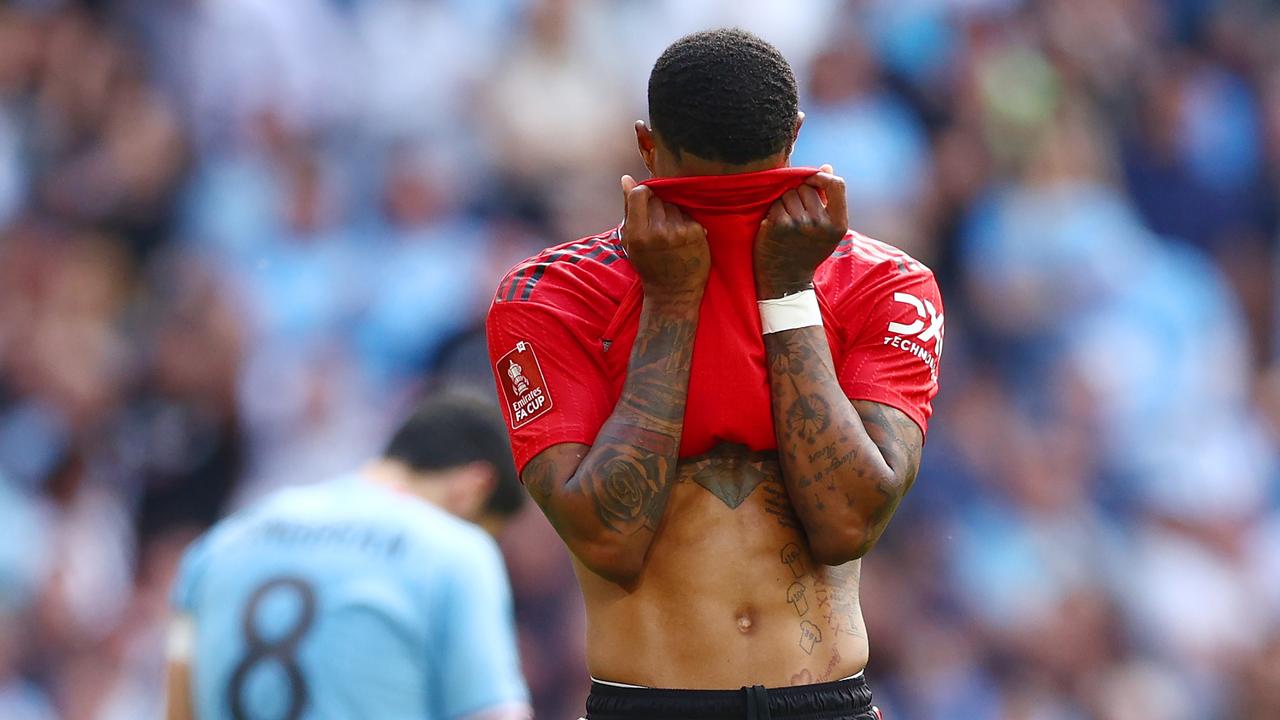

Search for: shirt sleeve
xmin=485 ymin=299 xmax=613 ymax=473
xmin=433 ymin=533 xmax=530 ymax=720
xmin=833 ymin=266 xmax=944 ymax=437
xmin=169 ymin=534 xmax=213 ymax=614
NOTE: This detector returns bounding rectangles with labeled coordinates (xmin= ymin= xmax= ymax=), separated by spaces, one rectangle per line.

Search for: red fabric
xmin=486 ymin=170 xmax=944 ymax=473
xmin=638 ymin=167 xmax=819 ymax=457
xmin=486 ymin=229 xmax=628 ymax=470
xmin=820 ymin=232 xmax=943 ymax=435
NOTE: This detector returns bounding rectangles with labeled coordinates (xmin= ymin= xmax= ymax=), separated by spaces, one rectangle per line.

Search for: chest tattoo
xmin=680 ymin=442 xmax=778 ymax=510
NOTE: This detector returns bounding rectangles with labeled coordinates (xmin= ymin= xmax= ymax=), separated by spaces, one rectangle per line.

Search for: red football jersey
xmin=486 ymin=168 xmax=943 ymax=473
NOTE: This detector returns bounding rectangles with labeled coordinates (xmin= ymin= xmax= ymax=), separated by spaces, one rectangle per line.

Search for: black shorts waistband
xmin=585 ymin=674 xmax=876 ymax=720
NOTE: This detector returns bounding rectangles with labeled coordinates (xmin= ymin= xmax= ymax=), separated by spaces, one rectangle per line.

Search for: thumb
xmin=819 ymin=164 xmax=834 ymax=174
xmin=620 ymin=175 xmax=650 ymax=228
xmin=620 ymin=175 xmax=636 ymax=222
xmin=620 ymin=175 xmax=639 ymax=221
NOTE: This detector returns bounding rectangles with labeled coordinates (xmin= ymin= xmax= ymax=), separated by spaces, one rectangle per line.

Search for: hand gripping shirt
xmin=487 ymin=167 xmax=943 ymax=472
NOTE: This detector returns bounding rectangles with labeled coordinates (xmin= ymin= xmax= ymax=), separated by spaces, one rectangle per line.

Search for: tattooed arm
xmin=764 ymin=331 xmax=922 ymax=564
xmin=755 ymin=169 xmax=923 ymax=565
xmin=522 ymin=178 xmax=707 ymax=585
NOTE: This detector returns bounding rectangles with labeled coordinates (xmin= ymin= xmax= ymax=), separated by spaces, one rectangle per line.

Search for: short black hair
xmin=648 ymin=28 xmax=799 ymax=165
xmin=383 ymin=393 xmax=524 ymax=518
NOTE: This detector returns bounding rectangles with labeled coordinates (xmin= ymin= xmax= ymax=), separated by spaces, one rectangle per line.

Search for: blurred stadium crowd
xmin=1 ymin=0 xmax=1279 ymax=718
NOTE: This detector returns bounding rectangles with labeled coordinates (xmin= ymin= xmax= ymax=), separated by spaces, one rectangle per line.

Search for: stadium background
xmin=1 ymin=0 xmax=1279 ymax=718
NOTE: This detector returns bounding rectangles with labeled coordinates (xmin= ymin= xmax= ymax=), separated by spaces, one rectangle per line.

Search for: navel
xmin=735 ymin=606 xmax=756 ymax=634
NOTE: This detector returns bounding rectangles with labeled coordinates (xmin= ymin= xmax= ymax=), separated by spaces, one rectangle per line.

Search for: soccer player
xmin=164 ymin=394 xmax=531 ymax=720
xmin=486 ymin=29 xmax=943 ymax=719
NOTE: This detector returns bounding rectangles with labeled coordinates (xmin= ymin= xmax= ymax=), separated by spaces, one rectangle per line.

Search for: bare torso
xmin=509 ymin=172 xmax=931 ymax=691
xmin=578 ymin=442 xmax=867 ymax=688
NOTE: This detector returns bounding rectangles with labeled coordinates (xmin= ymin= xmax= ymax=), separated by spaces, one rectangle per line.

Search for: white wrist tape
xmin=758 ymin=289 xmax=822 ymax=334
xmin=167 ymin=615 xmax=195 ymax=661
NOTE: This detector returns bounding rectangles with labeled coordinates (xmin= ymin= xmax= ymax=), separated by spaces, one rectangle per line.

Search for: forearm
xmin=765 ymin=326 xmax=900 ymax=563
xmin=529 ymin=295 xmax=698 ymax=581
xmin=164 ymin=616 xmax=195 ymax=720
xmin=164 ymin=661 xmax=193 ymax=720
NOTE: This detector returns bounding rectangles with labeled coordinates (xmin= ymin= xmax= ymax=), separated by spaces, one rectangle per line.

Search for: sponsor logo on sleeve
xmin=884 ymin=291 xmax=943 ymax=380
xmin=496 ymin=341 xmax=553 ymax=429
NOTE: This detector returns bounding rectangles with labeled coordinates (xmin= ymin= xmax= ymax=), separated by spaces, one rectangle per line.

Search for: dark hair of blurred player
xmin=378 ymin=392 xmax=525 ymax=535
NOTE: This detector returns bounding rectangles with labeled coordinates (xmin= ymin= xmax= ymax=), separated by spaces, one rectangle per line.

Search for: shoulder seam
xmin=497 ymin=229 xmax=623 ymax=302
xmin=832 ymin=232 xmax=929 ymax=274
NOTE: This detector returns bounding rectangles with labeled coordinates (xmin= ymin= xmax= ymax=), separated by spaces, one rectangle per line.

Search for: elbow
xmin=806 ymin=488 xmax=900 ymax=565
xmin=807 ymin=525 xmax=877 ymax=566
xmin=574 ymin=539 xmax=646 ymax=586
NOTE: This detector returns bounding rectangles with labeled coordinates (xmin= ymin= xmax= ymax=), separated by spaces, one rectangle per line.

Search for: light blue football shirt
xmin=171 ymin=476 xmax=528 ymax=720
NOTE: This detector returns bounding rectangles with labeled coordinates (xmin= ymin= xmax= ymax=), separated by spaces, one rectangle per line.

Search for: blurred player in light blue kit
xmin=164 ymin=394 xmax=531 ymax=720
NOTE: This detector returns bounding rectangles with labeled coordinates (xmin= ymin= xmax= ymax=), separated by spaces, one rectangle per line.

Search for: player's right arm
xmin=516 ymin=179 xmax=707 ymax=585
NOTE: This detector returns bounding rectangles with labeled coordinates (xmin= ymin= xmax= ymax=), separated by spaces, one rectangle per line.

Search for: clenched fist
xmin=620 ymin=175 xmax=710 ymax=302
xmin=754 ymin=165 xmax=848 ymax=299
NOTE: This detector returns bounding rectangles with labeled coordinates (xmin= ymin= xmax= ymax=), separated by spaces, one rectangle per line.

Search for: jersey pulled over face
xmin=487 ymin=167 xmax=943 ymax=472
xmin=170 ymin=477 xmax=528 ymax=720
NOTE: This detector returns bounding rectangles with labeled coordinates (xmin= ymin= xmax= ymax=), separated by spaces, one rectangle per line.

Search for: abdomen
xmin=576 ymin=446 xmax=869 ymax=688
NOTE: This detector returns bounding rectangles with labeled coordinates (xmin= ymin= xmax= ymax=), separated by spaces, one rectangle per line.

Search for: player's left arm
xmin=165 ymin=536 xmax=212 ymax=720
xmin=755 ymin=169 xmax=928 ymax=565
xmin=163 ymin=614 xmax=196 ymax=720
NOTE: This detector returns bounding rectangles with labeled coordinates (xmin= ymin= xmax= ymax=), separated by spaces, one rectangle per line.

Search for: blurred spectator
xmin=792 ymin=37 xmax=931 ymax=249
